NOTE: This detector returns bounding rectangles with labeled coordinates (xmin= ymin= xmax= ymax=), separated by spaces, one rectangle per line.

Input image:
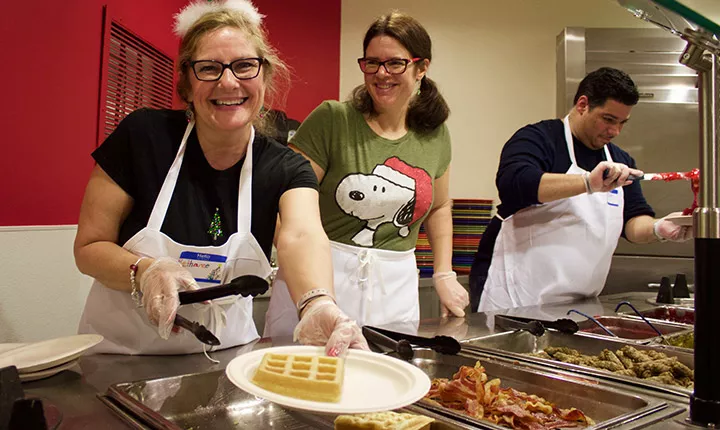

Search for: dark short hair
xmin=573 ymin=67 xmax=639 ymax=108
xmin=349 ymin=12 xmax=449 ymax=134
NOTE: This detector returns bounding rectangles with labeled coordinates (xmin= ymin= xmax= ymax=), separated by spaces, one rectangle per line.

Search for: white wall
xmin=340 ymin=0 xmax=720 ymax=200
xmin=0 ymin=227 xmax=92 ymax=343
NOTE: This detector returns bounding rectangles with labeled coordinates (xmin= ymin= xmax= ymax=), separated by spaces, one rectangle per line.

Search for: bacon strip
xmin=423 ymin=361 xmax=595 ymax=429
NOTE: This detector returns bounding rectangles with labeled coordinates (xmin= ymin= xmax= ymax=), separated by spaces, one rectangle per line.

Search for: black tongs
xmin=363 ymin=326 xmax=461 ymax=355
xmin=178 ymin=274 xmax=269 ymax=305
xmin=495 ymin=315 xmax=579 ymax=336
xmin=173 ymin=275 xmax=269 ymax=346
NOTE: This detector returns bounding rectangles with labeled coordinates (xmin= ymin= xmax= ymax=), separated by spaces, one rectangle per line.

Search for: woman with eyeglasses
xmin=265 ymin=12 xmax=469 ymax=339
xmin=75 ymin=0 xmax=368 ymax=355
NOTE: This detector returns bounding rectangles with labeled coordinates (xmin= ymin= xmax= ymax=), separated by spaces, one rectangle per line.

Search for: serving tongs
xmin=614 ymin=301 xmax=669 ymax=344
xmin=494 ymin=314 xmax=579 ymax=337
xmin=173 ymin=274 xmax=270 ymax=346
xmin=362 ymin=326 xmax=414 ymax=360
xmin=178 ymin=274 xmax=269 ymax=305
xmin=363 ymin=326 xmax=461 ymax=356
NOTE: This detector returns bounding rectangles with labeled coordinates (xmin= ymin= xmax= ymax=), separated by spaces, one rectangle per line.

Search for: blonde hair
xmin=176 ymin=9 xmax=289 ymax=134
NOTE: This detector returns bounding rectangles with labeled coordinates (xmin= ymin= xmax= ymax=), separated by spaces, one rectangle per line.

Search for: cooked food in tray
xmin=530 ymin=345 xmax=693 ymax=388
xmin=424 ymin=361 xmax=594 ymax=429
xmin=334 ymin=411 xmax=435 ymax=429
xmin=661 ymin=332 xmax=694 ymax=349
xmin=251 ymin=352 xmax=345 ymax=402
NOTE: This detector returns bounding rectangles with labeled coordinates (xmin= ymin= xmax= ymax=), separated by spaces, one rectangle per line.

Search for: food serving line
xmin=10 ymin=291 xmax=701 ymax=429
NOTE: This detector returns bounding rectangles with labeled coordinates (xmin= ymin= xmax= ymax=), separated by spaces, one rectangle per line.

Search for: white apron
xmin=78 ymin=120 xmax=272 ymax=354
xmin=263 ymin=241 xmax=420 ymax=337
xmin=478 ymin=116 xmax=624 ymax=312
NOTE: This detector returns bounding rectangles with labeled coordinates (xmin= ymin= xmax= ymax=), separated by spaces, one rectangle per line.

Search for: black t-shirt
xmin=92 ymin=109 xmax=318 ymax=259
xmin=470 ymin=118 xmax=655 ymax=280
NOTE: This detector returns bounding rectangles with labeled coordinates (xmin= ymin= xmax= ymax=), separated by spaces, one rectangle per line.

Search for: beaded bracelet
xmin=130 ymin=256 xmax=148 ymax=307
xmin=296 ymin=288 xmax=335 ymax=318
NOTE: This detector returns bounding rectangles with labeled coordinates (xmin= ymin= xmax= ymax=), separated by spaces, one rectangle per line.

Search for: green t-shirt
xmin=291 ymin=100 xmax=451 ymax=251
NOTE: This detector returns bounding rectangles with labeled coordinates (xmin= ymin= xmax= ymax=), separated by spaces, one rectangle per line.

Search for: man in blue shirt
xmin=470 ymin=67 xmax=693 ymax=312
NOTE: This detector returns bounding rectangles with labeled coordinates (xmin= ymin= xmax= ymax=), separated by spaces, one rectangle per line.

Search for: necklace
xmin=208 ymin=207 xmax=223 ymax=241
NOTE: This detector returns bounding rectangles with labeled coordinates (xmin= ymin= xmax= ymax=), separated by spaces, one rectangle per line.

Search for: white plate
xmin=0 ymin=343 xmax=26 ymax=355
xmin=664 ymin=212 xmax=692 ymax=226
xmin=0 ymin=334 xmax=103 ymax=373
xmin=20 ymin=359 xmax=78 ymax=382
xmin=226 ymin=345 xmax=431 ymax=415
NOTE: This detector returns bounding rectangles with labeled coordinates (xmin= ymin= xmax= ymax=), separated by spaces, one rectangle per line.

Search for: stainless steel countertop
xmin=20 ymin=292 xmax=696 ymax=429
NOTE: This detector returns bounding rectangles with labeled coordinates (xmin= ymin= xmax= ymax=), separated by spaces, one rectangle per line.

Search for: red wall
xmin=0 ymin=1 xmax=340 ymax=226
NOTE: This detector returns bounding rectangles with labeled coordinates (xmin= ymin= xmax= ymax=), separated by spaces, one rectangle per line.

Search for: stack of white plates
xmin=0 ymin=334 xmax=103 ymax=382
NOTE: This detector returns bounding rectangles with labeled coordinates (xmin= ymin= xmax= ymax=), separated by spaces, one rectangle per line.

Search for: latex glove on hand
xmin=293 ymin=297 xmax=370 ymax=357
xmin=654 ymin=218 xmax=693 ymax=242
xmin=433 ymin=271 xmax=470 ymax=318
xmin=139 ymin=257 xmax=199 ymax=339
xmin=585 ymin=161 xmax=643 ymax=193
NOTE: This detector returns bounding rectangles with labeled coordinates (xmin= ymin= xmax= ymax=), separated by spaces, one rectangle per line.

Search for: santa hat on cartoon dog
xmin=372 ymin=157 xmax=433 ymax=237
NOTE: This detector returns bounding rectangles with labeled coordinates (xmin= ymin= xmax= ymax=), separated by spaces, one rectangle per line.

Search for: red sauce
xmin=652 ymin=169 xmax=700 ymax=215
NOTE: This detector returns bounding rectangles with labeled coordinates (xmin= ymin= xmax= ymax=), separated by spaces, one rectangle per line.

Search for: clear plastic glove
xmin=654 ymin=218 xmax=693 ymax=242
xmin=139 ymin=257 xmax=199 ymax=339
xmin=433 ymin=271 xmax=470 ymax=317
xmin=586 ymin=161 xmax=643 ymax=193
xmin=293 ymin=297 xmax=370 ymax=357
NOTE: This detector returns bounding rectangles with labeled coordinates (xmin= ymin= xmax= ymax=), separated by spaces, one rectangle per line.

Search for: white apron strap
xmin=147 ymin=120 xmax=195 ymax=230
xmin=237 ymin=126 xmax=255 ymax=235
xmin=563 ymin=115 xmax=614 ymax=167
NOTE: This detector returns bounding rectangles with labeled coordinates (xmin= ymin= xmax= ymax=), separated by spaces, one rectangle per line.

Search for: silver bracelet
xmin=130 ymin=257 xmax=148 ymax=307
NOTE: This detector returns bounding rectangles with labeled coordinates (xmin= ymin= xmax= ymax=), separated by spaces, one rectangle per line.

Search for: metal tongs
xmin=174 ymin=274 xmax=270 ymax=346
xmin=362 ymin=326 xmax=462 ymax=357
xmin=495 ymin=314 xmax=579 ymax=337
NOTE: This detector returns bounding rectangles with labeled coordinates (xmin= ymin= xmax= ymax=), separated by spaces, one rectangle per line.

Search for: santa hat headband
xmin=173 ymin=0 xmax=264 ymax=38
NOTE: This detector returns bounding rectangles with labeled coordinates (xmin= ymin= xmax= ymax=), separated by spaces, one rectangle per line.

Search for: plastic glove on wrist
xmin=139 ymin=257 xmax=199 ymax=339
xmin=654 ymin=218 xmax=693 ymax=242
xmin=433 ymin=272 xmax=469 ymax=318
xmin=293 ymin=297 xmax=369 ymax=357
xmin=587 ymin=161 xmax=643 ymax=193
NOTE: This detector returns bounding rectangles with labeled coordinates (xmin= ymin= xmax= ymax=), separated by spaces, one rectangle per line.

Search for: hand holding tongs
xmin=174 ymin=274 xmax=270 ymax=346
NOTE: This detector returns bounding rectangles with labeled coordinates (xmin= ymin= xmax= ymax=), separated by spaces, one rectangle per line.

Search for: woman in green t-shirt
xmin=266 ymin=12 xmax=469 ymax=339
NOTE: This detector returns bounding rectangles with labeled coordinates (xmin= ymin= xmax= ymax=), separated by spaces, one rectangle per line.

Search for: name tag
xmin=178 ymin=251 xmax=227 ymax=284
xmin=607 ymin=189 xmax=620 ymax=207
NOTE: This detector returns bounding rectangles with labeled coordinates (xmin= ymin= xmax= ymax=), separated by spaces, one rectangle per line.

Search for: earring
xmin=259 ymin=106 xmax=266 ymax=119
xmin=185 ymin=103 xmax=194 ymax=122
xmin=416 ymin=88 xmax=421 ymax=96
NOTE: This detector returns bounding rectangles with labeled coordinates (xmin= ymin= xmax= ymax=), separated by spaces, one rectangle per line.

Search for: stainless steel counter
xmin=19 ymin=292 xmax=696 ymax=429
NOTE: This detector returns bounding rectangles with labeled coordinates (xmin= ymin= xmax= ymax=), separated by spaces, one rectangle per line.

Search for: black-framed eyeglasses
xmin=357 ymin=57 xmax=421 ymax=75
xmin=189 ymin=58 xmax=265 ymax=81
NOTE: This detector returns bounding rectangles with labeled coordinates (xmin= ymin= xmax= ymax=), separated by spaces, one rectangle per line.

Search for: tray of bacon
xmin=405 ymin=348 xmax=677 ymax=429
xmin=461 ymin=331 xmax=694 ymax=397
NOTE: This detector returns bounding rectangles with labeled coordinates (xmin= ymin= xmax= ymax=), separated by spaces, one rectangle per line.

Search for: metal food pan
xmin=621 ymin=306 xmax=695 ymax=326
xmin=405 ymin=348 xmax=675 ymax=429
xmin=647 ymin=331 xmax=694 ymax=353
xmin=575 ymin=316 xmax=690 ymax=341
xmin=102 ymin=368 xmax=468 ymax=430
xmin=461 ymin=331 xmax=694 ymax=397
